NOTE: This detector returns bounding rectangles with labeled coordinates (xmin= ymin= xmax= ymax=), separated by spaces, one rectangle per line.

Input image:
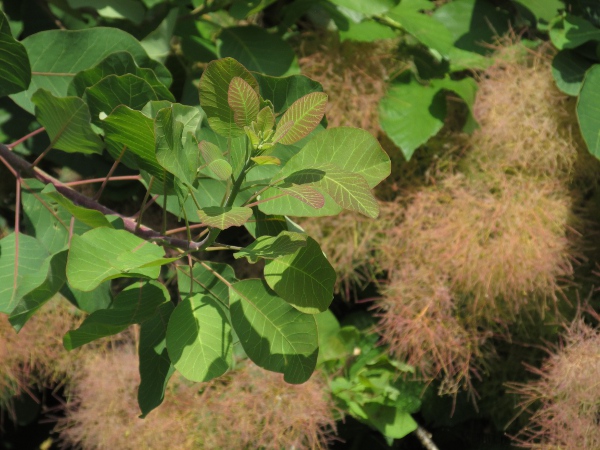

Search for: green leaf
xmin=329 ymin=0 xmax=398 ymax=15
xmin=228 ymin=76 xmax=260 ymax=128
xmin=245 ymin=207 xmax=288 ymax=238
xmin=217 ymin=26 xmax=296 ymax=76
xmin=255 ymin=106 xmax=275 ymax=134
xmin=386 ymin=3 xmax=455 ymax=58
xmin=68 ymin=0 xmax=146 ymax=25
xmin=198 ymin=140 xmax=233 ymax=181
xmin=362 ymin=405 xmax=418 ymax=439
xmin=577 ymin=64 xmax=600 ymax=158
xmin=251 ymin=155 xmax=280 ymax=166
xmin=550 ymin=15 xmax=600 ymax=50
xmin=66 ymin=227 xmax=166 ymax=291
xmin=63 ymin=280 xmax=169 ymax=350
xmin=432 ymin=0 xmax=509 ymax=55
xmin=234 ymin=231 xmax=308 ymax=263
xmin=41 ymin=184 xmax=113 ymax=228
xmin=138 ymin=302 xmax=175 ymax=418
xmin=155 ymin=105 xmax=202 ymax=185
xmin=31 ymin=89 xmax=103 ymax=155
xmin=0 ymin=233 xmax=49 ymax=314
xmin=85 ymin=74 xmax=160 ymax=124
xmin=379 ymin=74 xmax=446 ymax=159
xmin=254 ymin=73 xmax=324 ymax=114
xmin=259 ymin=127 xmax=389 ymax=216
xmin=103 ymin=105 xmax=164 ymax=177
xmin=61 ymin=282 xmax=112 ymax=313
xmin=552 ymin=49 xmax=594 ymax=96
xmin=68 ymin=51 xmax=174 ymax=101
xmin=11 ymin=27 xmax=170 ymax=114
xmin=21 ymin=178 xmax=90 ymax=254
xmin=264 ymin=236 xmax=336 ymax=314
xmin=430 ymin=76 xmax=479 ymax=133
xmin=9 ymin=250 xmax=68 ymax=331
xmin=284 ymin=165 xmax=380 ymax=218
xmin=229 ymin=0 xmax=278 ymax=19
xmin=198 ymin=206 xmax=253 ymax=229
xmin=277 ymin=92 xmax=328 ymax=145
xmin=199 ymin=57 xmax=259 ymax=137
xmin=177 ymin=261 xmax=237 ymax=306
xmin=229 ymin=279 xmax=318 ymax=383
xmin=275 ymin=184 xmax=325 ymax=209
xmin=340 ymin=20 xmax=398 ymax=42
xmin=166 ymin=294 xmax=232 ymax=382
xmin=513 ymin=0 xmax=564 ymax=24
xmin=0 ymin=10 xmax=31 ymax=97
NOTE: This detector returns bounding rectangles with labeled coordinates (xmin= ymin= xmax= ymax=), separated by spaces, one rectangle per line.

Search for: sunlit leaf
xmin=197 ymin=206 xmax=253 ymax=229
xmin=234 ymin=231 xmax=307 ymax=263
xmin=199 ymin=57 xmax=259 ymax=137
xmin=229 ymin=279 xmax=318 ymax=383
xmin=277 ymin=92 xmax=327 ymax=145
xmin=228 ymin=76 xmax=260 ymax=128
xmin=264 ymin=236 xmax=335 ymax=314
xmin=32 ymin=89 xmax=103 ymax=155
xmin=166 ymin=294 xmax=232 ymax=382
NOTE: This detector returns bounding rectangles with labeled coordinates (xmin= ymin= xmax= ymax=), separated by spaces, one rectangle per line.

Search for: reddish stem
xmin=64 ymin=175 xmax=141 ymax=187
xmin=7 ymin=127 xmax=46 ymax=150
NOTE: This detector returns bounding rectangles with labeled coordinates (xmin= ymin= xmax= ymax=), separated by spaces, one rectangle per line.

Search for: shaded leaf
xmin=166 ymin=294 xmax=232 ymax=382
xmin=177 ymin=261 xmax=237 ymax=306
xmin=577 ymin=64 xmax=600 ymax=158
xmin=217 ymin=26 xmax=295 ymax=76
xmin=138 ymin=302 xmax=175 ymax=418
xmin=103 ymin=105 xmax=164 ymax=177
xmin=0 ymin=10 xmax=31 ymax=97
xmin=229 ymin=279 xmax=318 ymax=383
xmin=85 ymin=74 xmax=160 ymax=124
xmin=9 ymin=250 xmax=68 ymax=331
xmin=552 ymin=49 xmax=594 ymax=96
xmin=41 ymin=184 xmax=113 ymax=228
xmin=550 ymin=15 xmax=600 ymax=50
xmin=32 ymin=89 xmax=103 ymax=155
xmin=254 ymin=72 xmax=324 ymax=114
xmin=198 ymin=206 xmax=253 ymax=229
xmin=0 ymin=234 xmax=49 ymax=314
xmin=12 ymin=27 xmax=170 ymax=113
xmin=234 ymin=231 xmax=307 ymax=263
xmin=155 ymin=105 xmax=202 ymax=185
xmin=69 ymin=51 xmax=174 ymax=101
xmin=63 ymin=280 xmax=169 ymax=350
xmin=264 ymin=236 xmax=335 ymax=314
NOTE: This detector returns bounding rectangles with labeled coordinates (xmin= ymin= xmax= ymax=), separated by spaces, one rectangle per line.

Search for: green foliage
xmin=317 ymin=311 xmax=423 ymax=442
xmin=0 ymin=9 xmax=390 ymax=421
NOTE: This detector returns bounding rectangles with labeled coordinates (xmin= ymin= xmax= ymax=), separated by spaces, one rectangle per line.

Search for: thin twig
xmin=7 ymin=127 xmax=46 ymax=149
xmin=64 ymin=175 xmax=141 ymax=187
xmin=414 ymin=425 xmax=440 ymax=450
xmin=93 ymin=145 xmax=127 ymax=201
xmin=0 ymin=143 xmax=209 ymax=251
xmin=135 ymin=177 xmax=155 ymax=232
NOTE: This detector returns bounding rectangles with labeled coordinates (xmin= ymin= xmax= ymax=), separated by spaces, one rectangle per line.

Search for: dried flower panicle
xmin=511 ymin=318 xmax=600 ymax=449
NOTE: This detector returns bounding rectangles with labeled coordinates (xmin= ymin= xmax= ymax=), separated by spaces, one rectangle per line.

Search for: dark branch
xmin=0 ymin=143 xmax=207 ymax=251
